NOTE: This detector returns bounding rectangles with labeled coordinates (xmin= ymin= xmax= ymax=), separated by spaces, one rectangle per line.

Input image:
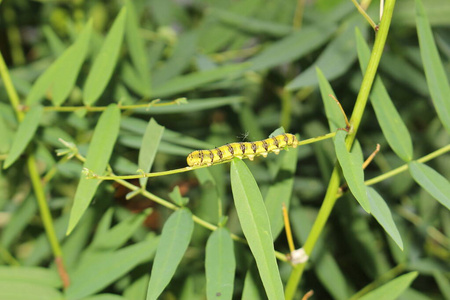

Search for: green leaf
xmin=433 ymin=271 xmax=450 ymax=300
xmin=248 ymin=24 xmax=335 ymax=72
xmin=205 ymin=228 xmax=235 ymax=300
xmin=88 ymin=208 xmax=151 ymax=252
xmin=125 ymin=0 xmax=151 ymax=96
xmin=66 ymin=235 xmax=159 ymax=300
xmin=359 ymin=272 xmax=418 ymax=300
xmin=367 ymin=187 xmax=403 ymax=250
xmin=230 ymin=158 xmax=284 ymax=300
xmin=1 ymin=195 xmax=37 ymax=248
xmin=83 ymin=7 xmax=127 ymax=105
xmin=66 ymin=104 xmax=121 ymax=235
xmin=146 ymin=208 xmax=194 ymax=300
xmin=0 ymin=266 xmax=62 ymax=288
xmin=0 ymin=281 xmax=63 ymax=300
xmin=152 ymin=30 xmax=199 ymax=86
xmin=138 ymin=118 xmax=164 ymax=187
xmin=136 ymin=97 xmax=243 ymax=115
xmin=317 ymin=68 xmax=346 ymax=132
xmin=26 ymin=21 xmax=92 ymax=106
xmin=168 ymin=186 xmax=189 ymax=207
xmin=416 ymin=0 xmax=450 ymax=134
xmin=286 ymin=15 xmax=366 ymax=90
xmin=334 ymin=131 xmax=370 ymax=213
xmin=355 ymin=28 xmax=413 ymax=162
xmin=264 ymin=141 xmax=299 ymax=240
xmin=151 ymin=64 xmax=248 ymax=98
xmin=409 ymin=161 xmax=450 ymax=209
xmin=4 ymin=105 xmax=44 ymax=169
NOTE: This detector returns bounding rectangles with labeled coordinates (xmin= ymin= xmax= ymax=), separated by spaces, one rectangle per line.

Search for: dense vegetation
xmin=0 ymin=0 xmax=449 ymax=299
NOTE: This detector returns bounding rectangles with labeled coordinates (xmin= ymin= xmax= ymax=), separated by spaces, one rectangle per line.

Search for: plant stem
xmin=284 ymin=1 xmax=396 ymax=298
xmin=0 ymin=51 xmax=68 ymax=286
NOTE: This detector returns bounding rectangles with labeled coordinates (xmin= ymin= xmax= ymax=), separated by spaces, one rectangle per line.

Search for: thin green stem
xmin=365 ymin=144 xmax=450 ymax=186
xmin=0 ymin=50 xmax=67 ymax=285
xmin=285 ymin=1 xmax=396 ymax=299
xmin=27 ymin=156 xmax=62 ymax=257
xmin=38 ymin=98 xmax=186 ymax=112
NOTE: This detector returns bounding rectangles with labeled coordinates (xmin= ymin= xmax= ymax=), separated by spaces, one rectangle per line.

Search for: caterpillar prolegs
xmin=187 ymin=133 xmax=298 ymax=167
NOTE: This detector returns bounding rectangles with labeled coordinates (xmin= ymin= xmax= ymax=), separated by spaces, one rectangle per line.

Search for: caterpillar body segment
xmin=186 ymin=133 xmax=298 ymax=167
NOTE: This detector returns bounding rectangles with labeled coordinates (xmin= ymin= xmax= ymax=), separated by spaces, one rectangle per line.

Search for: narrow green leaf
xmin=152 ymin=31 xmax=199 ymax=86
xmin=1 ymin=195 xmax=37 ymax=248
xmin=334 ymin=130 xmax=370 ymax=213
xmin=211 ymin=8 xmax=291 ymax=37
xmin=0 ymin=266 xmax=62 ymax=288
xmin=248 ymin=24 xmax=335 ymax=72
xmin=88 ymin=209 xmax=151 ymax=252
xmin=409 ymin=161 xmax=450 ymax=209
xmin=416 ymin=0 xmax=450 ymax=133
xmin=66 ymin=235 xmax=159 ymax=300
xmin=125 ymin=0 xmax=151 ymax=96
xmin=66 ymin=104 xmax=121 ymax=235
xmin=151 ymin=64 xmax=248 ymax=98
xmin=168 ymin=186 xmax=189 ymax=207
xmin=0 ymin=281 xmax=63 ymax=300
xmin=230 ymin=158 xmax=284 ymax=300
xmin=83 ymin=7 xmax=127 ymax=105
xmin=136 ymin=97 xmax=243 ymax=115
xmin=26 ymin=21 xmax=92 ymax=106
xmin=359 ymin=272 xmax=418 ymax=300
xmin=264 ymin=142 xmax=299 ymax=240
xmin=242 ymin=262 xmax=265 ymax=300
xmin=138 ymin=118 xmax=164 ymax=187
xmin=355 ymin=28 xmax=413 ymax=162
xmin=317 ymin=68 xmax=346 ymax=131
xmin=4 ymin=105 xmax=44 ymax=169
xmin=287 ymin=15 xmax=366 ymax=90
xmin=0 ymin=113 xmax=13 ymax=153
xmin=367 ymin=187 xmax=403 ymax=250
xmin=83 ymin=294 xmax=125 ymax=300
xmin=51 ymin=21 xmax=92 ymax=106
xmin=433 ymin=271 xmax=450 ymax=300
xmin=205 ymin=228 xmax=235 ymax=300
xmin=146 ymin=208 xmax=194 ymax=300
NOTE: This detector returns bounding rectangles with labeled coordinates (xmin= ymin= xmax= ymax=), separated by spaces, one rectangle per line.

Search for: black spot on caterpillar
xmin=187 ymin=133 xmax=298 ymax=166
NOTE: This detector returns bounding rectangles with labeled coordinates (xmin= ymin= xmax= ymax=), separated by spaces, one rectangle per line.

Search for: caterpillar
xmin=187 ymin=133 xmax=298 ymax=167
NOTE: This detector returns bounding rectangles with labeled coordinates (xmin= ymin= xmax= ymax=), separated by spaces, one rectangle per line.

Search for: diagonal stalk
xmin=284 ymin=1 xmax=397 ymax=298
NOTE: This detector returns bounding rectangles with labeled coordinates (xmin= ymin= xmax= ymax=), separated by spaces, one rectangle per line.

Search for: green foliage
xmin=0 ymin=0 xmax=449 ymax=299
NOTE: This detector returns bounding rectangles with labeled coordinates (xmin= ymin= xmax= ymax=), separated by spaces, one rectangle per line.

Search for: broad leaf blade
xmin=146 ymin=208 xmax=194 ymax=300
xmin=415 ymin=0 xmax=450 ymax=133
xmin=4 ymin=105 xmax=44 ymax=169
xmin=409 ymin=161 xmax=450 ymax=209
xmin=0 ymin=266 xmax=61 ymax=288
xmin=230 ymin=158 xmax=284 ymax=300
xmin=205 ymin=228 xmax=235 ymax=300
xmin=138 ymin=118 xmax=164 ymax=188
xmin=359 ymin=272 xmax=418 ymax=300
xmin=51 ymin=21 xmax=92 ymax=106
xmin=26 ymin=21 xmax=92 ymax=106
xmin=0 ymin=281 xmax=63 ymax=300
xmin=83 ymin=7 xmax=127 ymax=105
xmin=367 ymin=187 xmax=403 ymax=250
xmin=67 ymin=236 xmax=159 ymax=300
xmin=334 ymin=130 xmax=370 ymax=213
xmin=355 ymin=28 xmax=413 ymax=162
xmin=67 ymin=104 xmax=121 ymax=235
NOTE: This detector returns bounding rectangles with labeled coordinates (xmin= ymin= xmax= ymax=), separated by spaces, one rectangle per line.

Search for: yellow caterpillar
xmin=187 ymin=133 xmax=298 ymax=167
